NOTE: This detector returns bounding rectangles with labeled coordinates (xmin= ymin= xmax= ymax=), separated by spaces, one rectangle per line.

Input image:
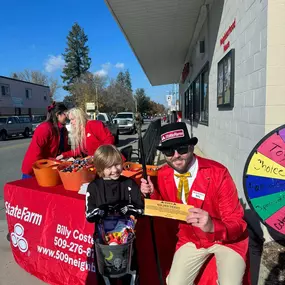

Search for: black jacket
xmin=86 ymin=176 xmax=144 ymax=223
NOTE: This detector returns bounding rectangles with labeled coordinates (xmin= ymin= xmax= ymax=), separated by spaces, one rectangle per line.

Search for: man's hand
xmin=56 ymin=154 xmax=63 ymax=160
xmin=140 ymin=176 xmax=154 ymax=196
xmin=186 ymin=208 xmax=214 ymax=233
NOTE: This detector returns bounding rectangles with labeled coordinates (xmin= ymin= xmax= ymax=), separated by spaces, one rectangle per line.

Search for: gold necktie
xmin=174 ymin=172 xmax=191 ymax=201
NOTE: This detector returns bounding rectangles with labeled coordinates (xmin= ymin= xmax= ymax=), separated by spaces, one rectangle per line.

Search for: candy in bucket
xmin=58 ymin=156 xmax=96 ymax=191
xmin=95 ymin=216 xmax=137 ymax=278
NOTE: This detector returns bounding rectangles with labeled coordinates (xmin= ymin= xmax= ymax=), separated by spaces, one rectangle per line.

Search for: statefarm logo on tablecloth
xmin=11 ymin=223 xmax=28 ymax=253
xmin=161 ymin=129 xmax=185 ymax=142
xmin=5 ymin=202 xmax=43 ymax=226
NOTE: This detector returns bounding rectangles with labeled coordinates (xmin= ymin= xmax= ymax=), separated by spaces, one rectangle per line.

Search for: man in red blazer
xmin=141 ymin=122 xmax=249 ymax=285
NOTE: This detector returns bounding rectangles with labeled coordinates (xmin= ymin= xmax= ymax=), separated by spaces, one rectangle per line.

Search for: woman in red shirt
xmin=21 ymin=102 xmax=69 ymax=178
xmin=56 ymin=108 xmax=114 ymax=159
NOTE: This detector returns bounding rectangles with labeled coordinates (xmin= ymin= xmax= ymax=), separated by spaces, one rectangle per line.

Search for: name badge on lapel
xmin=192 ymin=190 xmax=205 ymax=201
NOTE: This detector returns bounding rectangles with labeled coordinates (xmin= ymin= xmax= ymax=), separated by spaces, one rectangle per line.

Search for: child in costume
xmin=85 ymin=144 xmax=143 ymax=284
xmin=86 ymin=144 xmax=144 ymax=224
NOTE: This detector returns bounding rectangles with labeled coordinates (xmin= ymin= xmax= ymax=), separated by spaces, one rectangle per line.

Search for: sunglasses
xmin=161 ymin=145 xmax=190 ymax=157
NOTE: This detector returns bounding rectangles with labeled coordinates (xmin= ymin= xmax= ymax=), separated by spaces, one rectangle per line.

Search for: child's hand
xmin=140 ymin=176 xmax=154 ymax=196
xmin=120 ymin=205 xmax=144 ymax=216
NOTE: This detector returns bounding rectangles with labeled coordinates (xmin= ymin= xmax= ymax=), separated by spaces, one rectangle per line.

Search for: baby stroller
xmin=94 ymin=214 xmax=139 ymax=285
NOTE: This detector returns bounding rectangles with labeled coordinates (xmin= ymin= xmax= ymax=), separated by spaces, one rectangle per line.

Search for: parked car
xmin=96 ymin=113 xmax=119 ymax=145
xmin=0 ymin=116 xmax=32 ymax=140
xmin=18 ymin=115 xmax=46 ymax=134
xmin=113 ymin=112 xmax=136 ymax=134
xmin=31 ymin=115 xmax=46 ymax=134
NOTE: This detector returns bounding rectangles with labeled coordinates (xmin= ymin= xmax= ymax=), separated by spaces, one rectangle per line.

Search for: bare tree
xmin=11 ymin=69 xmax=61 ymax=100
xmin=71 ymin=72 xmax=108 ymax=110
xmin=105 ymin=80 xmax=134 ymax=113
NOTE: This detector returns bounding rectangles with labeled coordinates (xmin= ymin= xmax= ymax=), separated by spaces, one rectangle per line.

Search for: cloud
xmin=94 ymin=69 xmax=108 ymax=77
xmin=115 ymin=62 xmax=125 ymax=69
xmin=94 ymin=62 xmax=125 ymax=77
xmin=94 ymin=62 xmax=111 ymax=77
xmin=102 ymin=62 xmax=112 ymax=70
xmin=44 ymin=55 xmax=65 ymax=73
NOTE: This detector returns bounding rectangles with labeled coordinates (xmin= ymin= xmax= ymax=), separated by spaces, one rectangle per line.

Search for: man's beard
xmin=166 ymin=155 xmax=193 ymax=174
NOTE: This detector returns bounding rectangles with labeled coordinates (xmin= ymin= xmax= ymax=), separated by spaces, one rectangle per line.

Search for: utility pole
xmin=133 ymin=95 xmax=138 ymax=113
xmin=95 ymin=85 xmax=99 ymax=116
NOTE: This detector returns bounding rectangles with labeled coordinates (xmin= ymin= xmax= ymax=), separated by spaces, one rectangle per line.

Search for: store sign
xmin=220 ymin=19 xmax=236 ymax=52
xmin=86 ymin=102 xmax=95 ymax=111
xmin=12 ymin=97 xmax=23 ymax=107
xmin=181 ymin=62 xmax=190 ymax=83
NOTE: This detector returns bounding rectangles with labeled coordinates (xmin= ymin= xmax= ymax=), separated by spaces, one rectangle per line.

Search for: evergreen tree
xmin=134 ymin=88 xmax=151 ymax=114
xmin=61 ymin=23 xmax=91 ymax=91
xmin=116 ymin=71 xmax=125 ymax=88
xmin=124 ymin=70 xmax=132 ymax=92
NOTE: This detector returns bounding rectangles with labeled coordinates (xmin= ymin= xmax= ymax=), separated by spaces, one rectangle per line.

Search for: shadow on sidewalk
xmin=264 ymin=251 xmax=285 ymax=285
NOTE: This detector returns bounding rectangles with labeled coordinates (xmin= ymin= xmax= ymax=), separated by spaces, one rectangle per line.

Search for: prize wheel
xmin=243 ymin=124 xmax=285 ymax=237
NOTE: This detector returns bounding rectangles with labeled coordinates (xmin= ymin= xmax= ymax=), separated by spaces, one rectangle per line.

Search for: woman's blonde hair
xmin=94 ymin=145 xmax=123 ymax=177
xmin=68 ymin=107 xmax=88 ymax=151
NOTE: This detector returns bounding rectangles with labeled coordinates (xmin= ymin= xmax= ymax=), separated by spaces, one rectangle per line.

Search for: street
xmin=0 ymin=137 xmax=31 ymax=220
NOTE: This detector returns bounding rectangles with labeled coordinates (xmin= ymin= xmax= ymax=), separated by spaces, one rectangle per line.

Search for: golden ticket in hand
xmin=144 ymin=199 xmax=193 ymax=221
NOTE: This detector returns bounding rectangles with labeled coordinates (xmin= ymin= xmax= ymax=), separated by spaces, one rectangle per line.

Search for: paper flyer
xmin=144 ymin=199 xmax=193 ymax=221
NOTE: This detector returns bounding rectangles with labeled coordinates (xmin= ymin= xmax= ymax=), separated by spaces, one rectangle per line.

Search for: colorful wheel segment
xmin=243 ymin=125 xmax=285 ymax=236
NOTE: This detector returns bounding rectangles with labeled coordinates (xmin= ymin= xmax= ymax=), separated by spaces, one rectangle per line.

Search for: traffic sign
xmin=166 ymin=95 xmax=172 ymax=102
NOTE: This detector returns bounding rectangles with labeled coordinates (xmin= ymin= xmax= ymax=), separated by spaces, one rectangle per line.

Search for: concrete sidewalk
xmin=0 ymin=220 xmax=44 ymax=285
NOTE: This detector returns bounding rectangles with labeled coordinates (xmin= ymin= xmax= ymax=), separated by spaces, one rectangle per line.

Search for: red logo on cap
xmin=161 ymin=129 xmax=184 ymax=142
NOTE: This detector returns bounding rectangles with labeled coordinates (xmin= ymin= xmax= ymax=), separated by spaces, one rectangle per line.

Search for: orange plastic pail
xmin=123 ymin=162 xmax=159 ymax=177
xmin=33 ymin=159 xmax=62 ymax=187
xmin=58 ymin=163 xmax=96 ymax=191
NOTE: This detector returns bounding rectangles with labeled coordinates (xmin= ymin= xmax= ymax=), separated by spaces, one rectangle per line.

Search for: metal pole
xmin=137 ymin=125 xmax=164 ymax=285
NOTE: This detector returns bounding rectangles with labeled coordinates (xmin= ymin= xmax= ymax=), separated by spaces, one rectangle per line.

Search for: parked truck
xmin=96 ymin=113 xmax=119 ymax=145
xmin=0 ymin=116 xmax=32 ymax=140
xmin=113 ymin=112 xmax=136 ymax=134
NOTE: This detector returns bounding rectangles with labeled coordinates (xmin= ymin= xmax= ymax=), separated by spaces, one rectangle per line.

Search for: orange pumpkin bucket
xmin=33 ymin=159 xmax=62 ymax=187
xmin=58 ymin=163 xmax=96 ymax=192
xmin=123 ymin=162 xmax=159 ymax=177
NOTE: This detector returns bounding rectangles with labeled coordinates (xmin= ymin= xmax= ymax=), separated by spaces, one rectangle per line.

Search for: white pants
xmin=166 ymin=242 xmax=246 ymax=285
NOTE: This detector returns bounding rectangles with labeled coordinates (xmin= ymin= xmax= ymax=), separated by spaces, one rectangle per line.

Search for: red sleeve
xmin=61 ymin=146 xmax=81 ymax=158
xmin=150 ymin=172 xmax=164 ymax=200
xmin=91 ymin=121 xmax=115 ymax=145
xmin=21 ymin=124 xmax=51 ymax=175
xmin=210 ymin=169 xmax=247 ymax=243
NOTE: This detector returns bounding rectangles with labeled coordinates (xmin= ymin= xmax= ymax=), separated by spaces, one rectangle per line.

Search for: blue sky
xmin=0 ymin=0 xmax=172 ymax=105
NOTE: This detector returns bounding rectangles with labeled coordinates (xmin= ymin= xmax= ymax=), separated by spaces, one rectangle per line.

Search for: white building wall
xmin=180 ymin=0 xmax=268 ymax=206
xmin=265 ymin=0 xmax=285 ymax=133
xmin=0 ymin=76 xmax=50 ymax=116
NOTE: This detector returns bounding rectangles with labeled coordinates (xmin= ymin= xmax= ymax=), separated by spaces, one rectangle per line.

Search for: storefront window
xmin=201 ymin=68 xmax=209 ymax=124
xmin=193 ymin=77 xmax=200 ymax=122
xmin=184 ymin=88 xmax=190 ymax=119
xmin=184 ymin=62 xmax=209 ymax=125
